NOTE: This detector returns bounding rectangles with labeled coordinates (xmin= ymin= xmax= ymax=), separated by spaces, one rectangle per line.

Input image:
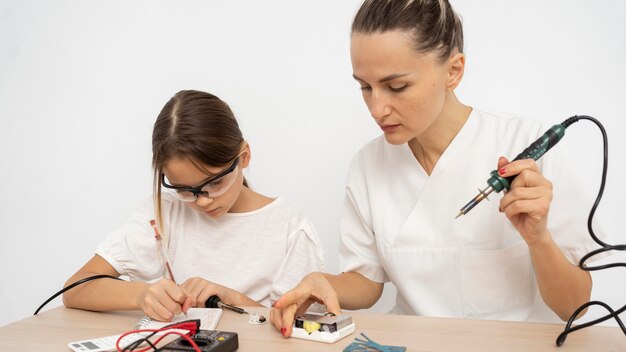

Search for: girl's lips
xmin=205 ymin=208 xmax=220 ymax=215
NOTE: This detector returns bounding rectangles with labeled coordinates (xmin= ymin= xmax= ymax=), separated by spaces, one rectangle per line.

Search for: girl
xmin=272 ymin=0 xmax=603 ymax=336
xmin=63 ymin=90 xmax=324 ymax=322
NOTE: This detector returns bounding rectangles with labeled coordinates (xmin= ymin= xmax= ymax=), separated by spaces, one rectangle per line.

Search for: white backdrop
xmin=1 ymin=0 xmax=625 ymax=329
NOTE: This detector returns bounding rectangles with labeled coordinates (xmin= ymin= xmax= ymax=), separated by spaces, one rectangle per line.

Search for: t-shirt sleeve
xmin=95 ymin=196 xmax=164 ymax=282
xmin=542 ymin=139 xmax=611 ymax=264
xmin=339 ymin=154 xmax=389 ymax=283
xmin=270 ymin=213 xmax=325 ymax=304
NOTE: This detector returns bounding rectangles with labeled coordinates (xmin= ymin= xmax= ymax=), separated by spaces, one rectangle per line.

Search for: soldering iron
xmin=453 ymin=114 xmax=626 ymax=346
xmin=205 ymin=295 xmax=249 ymax=314
xmin=456 ymin=115 xmax=581 ymax=218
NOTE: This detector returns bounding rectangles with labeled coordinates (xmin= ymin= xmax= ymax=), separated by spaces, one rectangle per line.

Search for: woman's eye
xmin=389 ymin=84 xmax=407 ymax=92
xmin=359 ymin=85 xmax=372 ymax=92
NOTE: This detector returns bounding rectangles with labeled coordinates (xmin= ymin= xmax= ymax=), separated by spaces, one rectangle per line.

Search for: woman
xmin=271 ymin=0 xmax=601 ymax=337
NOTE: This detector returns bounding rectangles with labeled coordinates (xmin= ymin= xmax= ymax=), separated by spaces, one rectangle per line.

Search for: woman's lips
xmin=380 ymin=124 xmax=400 ymax=132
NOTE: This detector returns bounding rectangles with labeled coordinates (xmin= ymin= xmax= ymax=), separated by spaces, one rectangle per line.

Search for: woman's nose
xmin=369 ymin=92 xmax=391 ymax=120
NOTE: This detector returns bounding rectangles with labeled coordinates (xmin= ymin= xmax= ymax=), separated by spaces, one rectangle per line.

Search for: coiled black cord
xmin=556 ymin=115 xmax=626 ymax=346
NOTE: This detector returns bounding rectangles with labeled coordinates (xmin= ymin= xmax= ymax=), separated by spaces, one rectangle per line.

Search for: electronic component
xmin=157 ymin=330 xmax=238 ymax=352
xmin=291 ymin=313 xmax=356 ymax=343
xmin=248 ymin=312 xmax=267 ymax=325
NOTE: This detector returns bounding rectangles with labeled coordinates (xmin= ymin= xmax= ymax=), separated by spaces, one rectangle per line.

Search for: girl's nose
xmin=195 ymin=195 xmax=214 ymax=207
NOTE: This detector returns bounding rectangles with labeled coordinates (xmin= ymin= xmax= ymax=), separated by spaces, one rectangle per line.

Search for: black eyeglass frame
xmin=161 ymin=157 xmax=240 ymax=199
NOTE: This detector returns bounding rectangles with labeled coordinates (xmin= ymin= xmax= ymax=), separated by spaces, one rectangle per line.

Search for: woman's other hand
xmin=270 ymin=272 xmax=341 ymax=337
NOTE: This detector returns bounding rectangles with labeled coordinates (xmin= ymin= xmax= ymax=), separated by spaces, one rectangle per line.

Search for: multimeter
xmin=157 ymin=330 xmax=239 ymax=352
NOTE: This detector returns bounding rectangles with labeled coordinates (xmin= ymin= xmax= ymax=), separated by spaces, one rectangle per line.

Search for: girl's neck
xmin=408 ymin=93 xmax=472 ymax=175
xmin=229 ymin=186 xmax=274 ymax=213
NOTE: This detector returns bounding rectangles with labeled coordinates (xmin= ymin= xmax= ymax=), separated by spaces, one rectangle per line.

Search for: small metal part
xmin=456 ymin=185 xmax=494 ymax=219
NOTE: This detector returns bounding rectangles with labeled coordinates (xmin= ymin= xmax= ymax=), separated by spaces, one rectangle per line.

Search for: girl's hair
xmin=351 ymin=0 xmax=463 ymax=61
xmin=151 ymin=90 xmax=246 ymax=237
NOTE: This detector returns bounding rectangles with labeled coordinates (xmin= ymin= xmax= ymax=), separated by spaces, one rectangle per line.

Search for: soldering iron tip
xmin=455 ymin=211 xmax=463 ymax=219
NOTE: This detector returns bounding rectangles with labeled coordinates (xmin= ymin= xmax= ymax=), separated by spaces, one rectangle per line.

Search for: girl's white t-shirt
xmin=96 ymin=194 xmax=325 ymax=307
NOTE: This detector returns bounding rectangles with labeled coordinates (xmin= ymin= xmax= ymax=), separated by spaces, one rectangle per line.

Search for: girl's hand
xmin=270 ymin=272 xmax=341 ymax=338
xmin=180 ymin=277 xmax=236 ymax=308
xmin=497 ymin=156 xmax=553 ymax=244
xmin=138 ymin=278 xmax=191 ymax=322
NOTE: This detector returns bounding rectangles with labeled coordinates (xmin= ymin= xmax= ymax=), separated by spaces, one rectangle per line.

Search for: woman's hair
xmin=351 ymin=0 xmax=463 ymax=61
xmin=151 ymin=90 xmax=246 ymax=236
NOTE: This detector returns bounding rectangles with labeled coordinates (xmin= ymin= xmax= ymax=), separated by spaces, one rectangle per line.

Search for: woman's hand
xmin=497 ymin=156 xmax=553 ymax=244
xmin=270 ymin=272 xmax=341 ymax=337
xmin=137 ymin=278 xmax=191 ymax=322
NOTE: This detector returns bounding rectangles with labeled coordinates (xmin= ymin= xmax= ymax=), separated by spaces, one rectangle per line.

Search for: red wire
xmin=116 ymin=321 xmax=201 ymax=352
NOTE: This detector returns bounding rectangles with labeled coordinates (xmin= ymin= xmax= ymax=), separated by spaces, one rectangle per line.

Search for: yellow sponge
xmin=302 ymin=320 xmax=321 ymax=334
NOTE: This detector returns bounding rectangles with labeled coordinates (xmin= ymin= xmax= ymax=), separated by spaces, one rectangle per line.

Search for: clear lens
xmin=172 ymin=189 xmax=196 ymax=202
xmin=200 ymin=166 xmax=240 ymax=198
xmin=163 ymin=165 xmax=240 ymax=202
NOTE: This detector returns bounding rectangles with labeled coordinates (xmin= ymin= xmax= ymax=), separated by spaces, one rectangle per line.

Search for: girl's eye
xmin=389 ymin=84 xmax=407 ymax=92
xmin=359 ymin=86 xmax=372 ymax=91
xmin=209 ymin=179 xmax=224 ymax=187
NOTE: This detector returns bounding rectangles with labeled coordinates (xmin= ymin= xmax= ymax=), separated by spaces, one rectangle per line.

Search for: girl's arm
xmin=63 ymin=255 xmax=190 ymax=321
xmin=63 ymin=255 xmax=148 ymax=311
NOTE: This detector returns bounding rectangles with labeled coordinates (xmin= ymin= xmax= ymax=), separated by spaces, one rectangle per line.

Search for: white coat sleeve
xmin=339 ymin=153 xmax=389 ymax=283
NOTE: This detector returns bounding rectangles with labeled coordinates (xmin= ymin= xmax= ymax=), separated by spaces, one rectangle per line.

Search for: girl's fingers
xmin=148 ymin=299 xmax=175 ymax=322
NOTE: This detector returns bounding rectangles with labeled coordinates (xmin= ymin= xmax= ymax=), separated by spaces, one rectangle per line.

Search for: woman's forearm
xmin=324 ymin=271 xmax=384 ymax=310
xmin=528 ymin=232 xmax=592 ymax=321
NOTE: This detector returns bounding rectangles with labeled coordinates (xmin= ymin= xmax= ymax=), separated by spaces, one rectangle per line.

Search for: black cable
xmin=33 ymin=274 xmax=122 ymax=315
xmin=36 ymin=274 xmax=202 ymax=351
xmin=556 ymin=115 xmax=626 ymax=346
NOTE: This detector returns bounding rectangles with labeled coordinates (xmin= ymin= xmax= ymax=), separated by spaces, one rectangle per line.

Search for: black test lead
xmin=456 ymin=116 xmax=583 ymax=219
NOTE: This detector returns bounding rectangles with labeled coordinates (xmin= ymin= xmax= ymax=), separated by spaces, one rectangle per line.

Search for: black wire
xmin=36 ymin=275 xmax=160 ymax=351
xmin=556 ymin=115 xmax=626 ymax=346
xmin=35 ymin=274 xmax=201 ymax=351
xmin=33 ymin=274 xmax=122 ymax=315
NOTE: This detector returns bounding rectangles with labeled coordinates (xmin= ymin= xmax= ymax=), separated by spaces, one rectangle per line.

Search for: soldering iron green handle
xmin=486 ymin=123 xmax=566 ymax=192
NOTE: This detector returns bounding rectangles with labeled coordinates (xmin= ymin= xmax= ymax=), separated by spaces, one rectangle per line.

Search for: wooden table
xmin=1 ymin=306 xmax=624 ymax=351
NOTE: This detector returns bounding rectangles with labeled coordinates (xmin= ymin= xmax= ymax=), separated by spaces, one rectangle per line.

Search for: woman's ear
xmin=240 ymin=142 xmax=251 ymax=168
xmin=446 ymin=52 xmax=465 ymax=92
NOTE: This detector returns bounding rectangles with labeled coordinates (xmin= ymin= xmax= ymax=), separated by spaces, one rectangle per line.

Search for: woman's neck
xmin=408 ymin=94 xmax=472 ymax=175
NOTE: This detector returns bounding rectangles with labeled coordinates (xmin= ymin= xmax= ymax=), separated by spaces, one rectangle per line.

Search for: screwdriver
xmin=456 ymin=117 xmax=579 ymax=218
xmin=205 ymin=295 xmax=249 ymax=314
